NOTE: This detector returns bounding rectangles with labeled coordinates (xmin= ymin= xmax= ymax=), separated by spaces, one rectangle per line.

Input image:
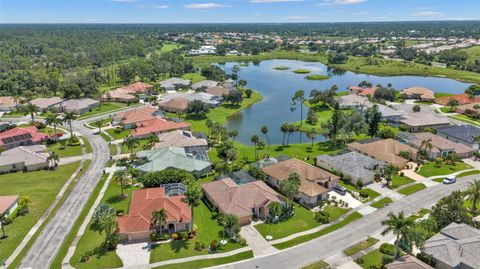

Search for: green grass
xmin=1 ymin=111 xmax=25 ymax=118
xmin=253 ymin=204 xmax=317 ymax=239
xmin=77 ymin=102 xmax=128 ymax=119
xmin=449 ymin=114 xmax=480 ymax=127
xmin=105 ymin=128 xmax=131 ymax=140
xmin=343 ymin=237 xmax=379 ymax=256
xmin=69 ymin=181 xmax=140 ymax=269
xmin=439 ymin=107 xmax=455 ymax=113
xmin=323 ymin=205 xmax=350 ymax=222
xmin=370 ymin=197 xmax=393 ymax=209
xmin=417 ymin=162 xmax=472 ymax=177
xmin=47 ymin=142 xmax=83 ymax=158
xmin=82 ymin=137 xmax=92 ymax=154
xmin=152 ymin=250 xmax=253 ymax=269
xmin=150 ymin=200 xmax=243 ymax=262
xmin=397 ymin=183 xmax=427 ymax=195
xmin=181 ymin=73 xmax=206 ymax=84
xmin=305 ymin=75 xmax=329 ymax=80
xmin=407 ymin=208 xmax=431 ymax=221
xmin=435 ymin=92 xmax=456 ymax=98
xmin=461 ymin=45 xmax=480 ymax=64
xmin=120 ymin=139 xmax=150 ymax=154
xmin=338 ymin=182 xmax=380 ymax=202
xmin=0 ymin=162 xmax=80 ymax=261
xmin=356 ymin=249 xmax=393 ymax=269
xmin=389 ymin=175 xmax=415 ymax=189
xmin=293 ymin=69 xmax=311 ymax=74
xmin=273 ymin=212 xmax=362 ymax=250
xmin=99 ymin=132 xmax=112 ymax=142
xmin=457 ymin=170 xmax=480 ymax=178
xmin=160 ymin=43 xmax=182 ymax=53
xmin=301 ymin=260 xmax=330 ymax=269
xmin=273 ymin=66 xmax=290 ymax=70
xmin=109 ymin=144 xmax=118 ymax=156
xmin=292 ymin=105 xmax=333 ymax=132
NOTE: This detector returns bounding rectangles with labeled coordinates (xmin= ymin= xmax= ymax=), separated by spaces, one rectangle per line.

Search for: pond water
xmin=219 ymin=59 xmax=471 ymax=145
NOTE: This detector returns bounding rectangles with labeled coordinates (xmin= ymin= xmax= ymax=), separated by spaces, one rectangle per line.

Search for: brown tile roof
xmin=386 ymin=255 xmax=433 ymax=269
xmin=347 ymin=139 xmax=418 ymax=167
xmin=401 ymin=87 xmax=435 ymax=100
xmin=262 ymin=158 xmax=339 ymax=196
xmin=154 ymin=130 xmax=207 ymax=149
xmin=0 ymin=195 xmax=18 ymax=214
xmin=202 ymin=178 xmax=282 ymax=218
xmin=29 ymin=97 xmax=64 ymax=109
xmin=115 ymin=106 xmax=159 ymax=125
xmin=158 ymin=98 xmax=190 ymax=111
xmin=0 ymin=97 xmax=18 ymax=107
xmin=400 ymin=112 xmax=450 ymax=127
xmin=455 ymin=102 xmax=480 ymax=114
xmin=409 ymin=132 xmax=473 ymax=155
xmin=117 ymin=187 xmax=191 ymax=234
xmin=119 ymin=82 xmax=153 ymax=94
xmin=0 ymin=126 xmax=49 ymax=146
xmin=436 ymin=93 xmax=480 ymax=106
xmin=104 ymin=88 xmax=137 ymax=101
xmin=132 ymin=118 xmax=191 ymax=137
xmin=206 ymin=86 xmax=230 ymax=97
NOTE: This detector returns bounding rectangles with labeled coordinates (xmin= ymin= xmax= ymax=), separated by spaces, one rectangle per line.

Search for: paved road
xmin=217 ymin=176 xmax=478 ymax=269
xmin=18 ymin=121 xmax=110 ymax=269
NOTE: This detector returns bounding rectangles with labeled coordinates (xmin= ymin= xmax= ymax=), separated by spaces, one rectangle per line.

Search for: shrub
xmin=116 ymin=209 xmax=124 ymax=216
xmin=399 ymin=172 xmax=404 ymax=177
xmin=210 ymin=240 xmax=218 ymax=252
xmin=33 ymin=121 xmax=47 ymax=129
xmin=382 ymin=255 xmax=394 ymax=265
xmin=314 ymin=211 xmax=330 ymax=224
xmin=150 ymin=233 xmax=170 ymax=241
xmin=359 ymin=190 xmax=370 ymax=198
xmin=379 ymin=243 xmax=395 ymax=256
xmin=239 ymin=237 xmax=247 ymax=246
xmin=171 ymin=233 xmax=180 ymax=240
xmin=194 ymin=241 xmax=206 ymax=251
xmin=179 ymin=231 xmax=188 ymax=240
xmin=79 ymin=253 xmax=90 ymax=263
xmin=356 ymin=180 xmax=364 ymax=189
xmin=355 ymin=257 xmax=364 ymax=264
xmin=416 ymin=252 xmax=436 ymax=267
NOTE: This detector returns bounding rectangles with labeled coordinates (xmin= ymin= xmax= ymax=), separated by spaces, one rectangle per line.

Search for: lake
xmin=219 ymin=59 xmax=471 ymax=145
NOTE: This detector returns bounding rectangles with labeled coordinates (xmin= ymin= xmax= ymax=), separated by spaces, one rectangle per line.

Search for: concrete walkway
xmin=368 ymin=183 xmax=405 ymax=201
xmin=239 ymin=225 xmax=277 ymax=257
xmin=116 ymin=242 xmax=151 ymax=268
xmin=59 ymin=153 xmax=93 ymax=165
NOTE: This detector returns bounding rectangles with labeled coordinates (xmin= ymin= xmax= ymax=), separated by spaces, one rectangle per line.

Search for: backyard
xmin=0 ymin=162 xmax=81 ymax=261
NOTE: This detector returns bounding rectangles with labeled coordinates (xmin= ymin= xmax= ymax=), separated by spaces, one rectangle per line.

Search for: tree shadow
xmin=169 ymin=239 xmax=190 ymax=253
xmin=105 ymin=194 xmax=125 ymax=204
xmin=222 ymin=104 xmax=241 ymax=109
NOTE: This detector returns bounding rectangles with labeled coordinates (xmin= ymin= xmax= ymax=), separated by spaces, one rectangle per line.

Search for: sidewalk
xmin=240 ymin=225 xmax=277 ymax=257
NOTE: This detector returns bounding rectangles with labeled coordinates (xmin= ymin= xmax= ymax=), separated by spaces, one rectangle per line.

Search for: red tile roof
xmin=120 ymin=82 xmax=153 ymax=94
xmin=436 ymin=93 xmax=480 ymax=106
xmin=0 ymin=195 xmax=18 ymax=214
xmin=132 ymin=118 xmax=191 ymax=137
xmin=115 ymin=106 xmax=159 ymax=125
xmin=0 ymin=126 xmax=49 ymax=146
xmin=117 ymin=187 xmax=191 ymax=234
xmin=357 ymin=87 xmax=378 ymax=97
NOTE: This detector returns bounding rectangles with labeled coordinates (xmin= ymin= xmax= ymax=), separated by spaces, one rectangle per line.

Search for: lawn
xmin=150 ymin=200 xmax=243 ymax=262
xmin=439 ymin=107 xmax=455 ymax=113
xmin=457 ymin=170 xmax=480 ymax=178
xmin=120 ymin=139 xmax=150 ymax=154
xmin=370 ymin=197 xmax=393 ymax=209
xmin=253 ymin=204 xmax=317 ymax=240
xmin=1 ymin=111 xmax=25 ymax=118
xmin=47 ymin=142 xmax=83 ymax=158
xmin=160 ymin=42 xmax=182 ymax=53
xmin=77 ymin=102 xmax=128 ymax=119
xmin=323 ymin=205 xmax=350 ymax=222
xmin=152 ymin=250 xmax=253 ymax=269
xmin=462 ymin=45 xmax=480 ymax=64
xmin=69 ymin=181 xmax=140 ymax=269
xmin=448 ymin=114 xmax=480 ymax=127
xmin=389 ymin=174 xmax=415 ymax=189
xmin=417 ymin=162 xmax=472 ymax=177
xmin=343 ymin=237 xmax=379 ymax=256
xmin=302 ymin=260 xmax=330 ymax=269
xmin=292 ymin=105 xmax=333 ymax=132
xmin=397 ymin=183 xmax=427 ymax=195
xmin=0 ymin=162 xmax=81 ymax=261
xmin=356 ymin=249 xmax=393 ymax=269
xmin=273 ymin=212 xmax=362 ymax=250
xmin=181 ymin=73 xmax=206 ymax=84
xmin=105 ymin=128 xmax=131 ymax=140
xmin=338 ymin=181 xmax=380 ymax=203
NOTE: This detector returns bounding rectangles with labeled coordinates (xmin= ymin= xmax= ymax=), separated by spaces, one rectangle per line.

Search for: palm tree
xmin=280 ymin=172 xmax=301 ymax=212
xmin=0 ymin=213 xmax=8 ymax=239
xmin=122 ymin=136 xmax=140 ymax=155
xmin=267 ymin=201 xmax=283 ymax=222
xmin=381 ymin=211 xmax=414 ymax=259
xmin=44 ymin=112 xmax=62 ymax=137
xmin=181 ymin=183 xmax=202 ymax=232
xmin=22 ymin=103 xmax=39 ymax=123
xmin=144 ymin=135 xmax=158 ymax=150
xmin=47 ymin=151 xmax=60 ymax=168
xmin=383 ymin=164 xmax=399 ymax=187
xmin=114 ymin=168 xmax=130 ymax=198
xmin=261 ymin=125 xmax=269 ymax=147
xmin=228 ymin=129 xmax=239 ymax=142
xmin=63 ymin=112 xmax=78 ymax=139
xmin=474 ymin=104 xmax=480 ymax=118
xmin=280 ymin=122 xmax=289 ymax=147
xmin=151 ymin=209 xmax=167 ymax=236
xmin=306 ymin=128 xmax=317 ymax=147
xmin=466 ymin=179 xmax=480 ymax=213
xmin=251 ymin=135 xmax=260 ymax=160
xmin=90 ymin=204 xmax=117 ymax=249
xmin=420 ymin=139 xmax=433 ymax=158
xmin=217 ymin=213 xmax=239 ymax=239
xmin=290 ymin=90 xmax=305 ymax=126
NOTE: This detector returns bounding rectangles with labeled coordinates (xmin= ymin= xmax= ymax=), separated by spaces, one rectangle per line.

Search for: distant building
xmin=400 ymin=87 xmax=435 ymax=102
xmin=398 ymin=112 xmax=450 ymax=132
xmin=337 ymin=94 xmax=372 ymax=110
xmin=436 ymin=93 xmax=480 ymax=106
xmin=160 ymin=78 xmax=191 ymax=91
xmin=435 ymin=125 xmax=480 ymax=150
xmin=398 ymin=132 xmax=474 ymax=159
xmin=114 ymin=106 xmax=164 ymax=129
xmin=56 ymin=98 xmax=100 ymax=114
xmin=29 ymin=97 xmax=64 ymax=111
xmin=188 ymin=45 xmax=216 ymax=55
xmin=191 ymin=80 xmax=218 ymax=91
xmin=154 ymin=130 xmax=208 ymax=160
xmin=0 ymin=97 xmax=19 ymax=112
xmin=131 ymin=118 xmax=191 ymax=138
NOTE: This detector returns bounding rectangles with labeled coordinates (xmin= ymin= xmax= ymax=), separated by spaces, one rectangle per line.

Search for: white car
xmin=443 ymin=175 xmax=456 ymax=184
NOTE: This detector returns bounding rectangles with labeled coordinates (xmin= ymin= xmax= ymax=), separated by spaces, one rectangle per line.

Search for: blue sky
xmin=0 ymin=0 xmax=479 ymax=23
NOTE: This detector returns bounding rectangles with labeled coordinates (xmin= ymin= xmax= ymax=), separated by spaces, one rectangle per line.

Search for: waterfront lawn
xmin=47 ymin=142 xmax=83 ymax=158
xmin=389 ymin=175 xmax=415 ymax=189
xmin=273 ymin=212 xmax=362 ymax=250
xmin=293 ymin=105 xmax=333 ymax=132
xmin=370 ymin=197 xmax=393 ymax=209
xmin=150 ymin=200 xmax=243 ymax=262
xmin=417 ymin=162 xmax=472 ymax=177
xmin=78 ymin=102 xmax=128 ymax=119
xmin=0 ymin=162 xmax=80 ymax=261
xmin=254 ymin=204 xmax=317 ymax=240
xmin=69 ymin=182 xmax=140 ymax=269
xmin=343 ymin=237 xmax=379 ymax=256
xmin=397 ymin=183 xmax=427 ymax=195
xmin=152 ymin=251 xmax=253 ymax=269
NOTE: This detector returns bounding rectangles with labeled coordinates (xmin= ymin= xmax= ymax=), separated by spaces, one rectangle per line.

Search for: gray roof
xmin=399 ymin=112 xmax=450 ymax=127
xmin=191 ymin=80 xmax=218 ymax=90
xmin=316 ymin=151 xmax=383 ymax=182
xmin=377 ymin=104 xmax=403 ymax=118
xmin=136 ymin=147 xmax=211 ymax=173
xmin=423 ymin=222 xmax=480 ymax=269
xmin=160 ymin=92 xmax=221 ymax=106
xmin=435 ymin=125 xmax=480 ymax=144
xmin=160 ymin=78 xmax=191 ymax=89
xmin=0 ymin=145 xmax=49 ymax=167
xmin=337 ymin=94 xmax=372 ymax=109
xmin=58 ymin=98 xmax=99 ymax=110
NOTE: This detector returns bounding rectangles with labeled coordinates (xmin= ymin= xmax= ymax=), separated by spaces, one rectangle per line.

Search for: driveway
xmin=328 ymin=191 xmax=362 ymax=209
xmin=116 ymin=242 xmax=151 ymax=267
xmin=239 ymin=225 xmax=277 ymax=257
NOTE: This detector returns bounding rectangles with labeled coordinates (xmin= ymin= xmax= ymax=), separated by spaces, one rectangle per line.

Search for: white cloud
xmin=251 ymin=0 xmax=303 ymax=3
xmin=318 ymin=0 xmax=366 ymax=6
xmin=184 ymin=3 xmax=229 ymax=9
xmin=110 ymin=0 xmax=136 ymax=2
xmin=153 ymin=5 xmax=169 ymax=9
xmin=412 ymin=11 xmax=445 ymax=17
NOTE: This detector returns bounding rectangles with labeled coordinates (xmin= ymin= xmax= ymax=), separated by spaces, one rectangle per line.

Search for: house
xmin=206 ymin=86 xmax=231 ymax=97
xmin=337 ymin=94 xmax=372 ymax=110
xmin=202 ymin=178 xmax=283 ymax=225
xmin=262 ymin=158 xmax=339 ymax=207
xmin=347 ymin=139 xmax=418 ymax=168
xmin=436 ymin=93 xmax=480 ymax=106
xmin=136 ymin=147 xmax=212 ymax=177
xmin=159 ymin=78 xmax=191 ymax=91
xmin=0 ymin=145 xmax=49 ymax=173
xmin=113 ymin=106 xmax=164 ymax=129
xmin=0 ymin=97 xmax=19 ymax=111
xmin=117 ymin=187 xmax=192 ymax=241
xmin=191 ymin=80 xmax=218 ymax=91
xmin=154 ymin=130 xmax=208 ymax=160
xmin=223 ymin=79 xmax=235 ymax=90
xmin=158 ymin=98 xmax=190 ymax=113
xmin=455 ymin=102 xmax=480 ymax=115
xmin=398 ymin=112 xmax=450 ymax=132
xmin=377 ymin=104 xmax=404 ymax=121
xmin=0 ymin=126 xmax=49 ymax=149
xmin=435 ymin=125 xmax=480 ymax=150
xmin=103 ymin=88 xmax=138 ymax=103
xmin=0 ymin=195 xmax=19 ymax=217
xmin=348 ymin=86 xmax=378 ymax=97
xmin=385 ymin=255 xmax=433 ymax=269
xmin=56 ymin=98 xmax=100 ymax=114
xmin=188 ymin=46 xmax=216 ymax=55
xmin=316 ymin=151 xmax=384 ymax=185
xmin=29 ymin=97 xmax=64 ymax=111
xmin=423 ymin=222 xmax=480 ymax=269
xmin=160 ymin=92 xmax=222 ymax=107
xmin=131 ymin=118 xmax=191 ymax=138
xmin=398 ymin=132 xmax=474 ymax=159
xmin=119 ymin=82 xmax=153 ymax=94
xmin=400 ymin=87 xmax=435 ymax=102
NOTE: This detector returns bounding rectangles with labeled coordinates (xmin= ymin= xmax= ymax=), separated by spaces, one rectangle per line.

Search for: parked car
xmin=443 ymin=175 xmax=456 ymax=184
xmin=333 ymin=185 xmax=347 ymax=195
